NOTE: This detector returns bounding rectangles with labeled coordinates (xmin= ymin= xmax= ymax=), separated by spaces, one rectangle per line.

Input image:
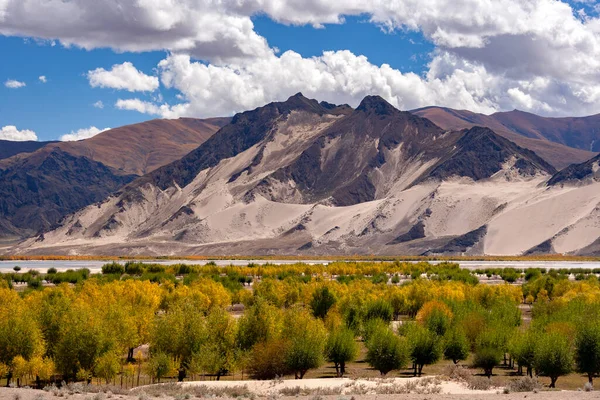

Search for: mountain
xmin=548 ymin=153 xmax=600 ymax=186
xmin=0 ymin=117 xmax=227 ymax=239
xmin=19 ymin=94 xmax=599 ymax=257
xmin=412 ymin=107 xmax=596 ymax=169
xmin=0 ymin=140 xmax=57 ymax=160
xmin=0 ymin=148 xmax=135 ymax=238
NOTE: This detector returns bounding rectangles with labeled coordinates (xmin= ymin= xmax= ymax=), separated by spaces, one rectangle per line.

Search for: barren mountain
xmin=18 ymin=94 xmax=599 ymax=256
xmin=0 ymin=117 xmax=226 ymax=239
xmin=412 ymin=107 xmax=596 ymax=169
xmin=0 ymin=140 xmax=56 ymax=160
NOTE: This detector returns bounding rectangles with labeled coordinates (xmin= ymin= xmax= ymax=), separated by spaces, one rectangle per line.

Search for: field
xmin=2 ymin=260 xmax=600 ymax=399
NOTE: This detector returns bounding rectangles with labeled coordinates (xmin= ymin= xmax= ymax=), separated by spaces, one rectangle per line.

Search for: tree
xmin=95 ymin=351 xmax=121 ymax=384
xmin=366 ymin=327 xmax=409 ymax=375
xmin=146 ymin=352 xmax=176 ymax=383
xmin=282 ymin=307 xmax=327 ymax=379
xmin=250 ymin=340 xmax=290 ymax=380
xmin=310 ymin=286 xmax=337 ymax=319
xmin=150 ymin=302 xmax=207 ymax=381
xmin=473 ymin=346 xmax=502 ymax=378
xmin=416 ymin=301 xmax=453 ymax=336
xmin=196 ymin=309 xmax=238 ymax=380
xmin=443 ymin=328 xmax=469 ymax=365
xmin=325 ymin=328 xmax=359 ymax=376
xmin=364 ymin=299 xmax=393 ymax=323
xmin=575 ymin=323 xmax=600 ymax=386
xmin=407 ymin=325 xmax=442 ymax=376
xmin=509 ymin=330 xmax=537 ymax=377
xmin=237 ymin=298 xmax=283 ymax=350
xmin=534 ymin=332 xmax=573 ymax=388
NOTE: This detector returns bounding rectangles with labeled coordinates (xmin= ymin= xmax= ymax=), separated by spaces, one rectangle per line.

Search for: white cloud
xmin=59 ymin=126 xmax=110 ymax=142
xmin=0 ymin=0 xmax=272 ymax=63
xmin=3 ymin=0 xmax=600 ymax=116
xmin=116 ymin=49 xmax=600 ymax=120
xmin=88 ymin=62 xmax=159 ymax=92
xmin=0 ymin=125 xmax=37 ymax=141
xmin=4 ymin=79 xmax=25 ymax=88
xmin=93 ymin=100 xmax=104 ymax=109
xmin=38 ymin=75 xmax=47 ymax=83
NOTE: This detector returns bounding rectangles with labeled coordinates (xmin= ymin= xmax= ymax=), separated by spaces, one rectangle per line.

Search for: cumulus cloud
xmin=0 ymin=125 xmax=37 ymax=141
xmin=59 ymin=126 xmax=110 ymax=142
xmin=38 ymin=75 xmax=47 ymax=83
xmin=93 ymin=100 xmax=104 ymax=109
xmin=4 ymin=79 xmax=25 ymax=88
xmin=88 ymin=62 xmax=159 ymax=92
xmin=0 ymin=0 xmax=272 ymax=63
xmin=115 ymin=48 xmax=599 ymax=119
xmin=3 ymin=0 xmax=600 ymax=116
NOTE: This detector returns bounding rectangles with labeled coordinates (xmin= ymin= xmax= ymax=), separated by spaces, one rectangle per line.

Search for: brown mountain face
xmin=412 ymin=107 xmax=596 ymax=169
xmin=0 ymin=140 xmax=57 ymax=160
xmin=0 ymin=117 xmax=227 ymax=239
xmin=49 ymin=117 xmax=230 ymax=176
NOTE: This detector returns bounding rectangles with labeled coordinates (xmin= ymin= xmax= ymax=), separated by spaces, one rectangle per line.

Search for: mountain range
xmin=4 ymin=93 xmax=598 ymax=256
xmin=0 ymin=118 xmax=229 ymax=240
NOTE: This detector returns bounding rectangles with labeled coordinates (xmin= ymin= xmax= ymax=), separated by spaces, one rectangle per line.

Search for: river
xmin=0 ymin=259 xmax=599 ymax=273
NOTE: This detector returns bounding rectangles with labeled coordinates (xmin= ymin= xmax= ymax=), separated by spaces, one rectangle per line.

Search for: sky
xmin=0 ymin=0 xmax=599 ymax=142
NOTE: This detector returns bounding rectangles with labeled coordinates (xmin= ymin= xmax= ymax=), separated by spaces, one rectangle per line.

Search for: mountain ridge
xmin=17 ymin=94 xmax=600 ymax=257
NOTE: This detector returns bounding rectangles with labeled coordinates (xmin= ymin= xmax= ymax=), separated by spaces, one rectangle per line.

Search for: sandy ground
xmin=2 ymin=383 xmax=600 ymax=400
xmin=179 ymin=377 xmax=493 ymax=395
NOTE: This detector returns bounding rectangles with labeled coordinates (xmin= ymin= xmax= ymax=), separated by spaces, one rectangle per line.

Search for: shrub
xmin=47 ymin=267 xmax=57 ymax=274
xmin=101 ymin=262 xmax=125 ymax=275
xmin=467 ymin=377 xmax=493 ymax=390
xmin=506 ymin=377 xmax=541 ymax=393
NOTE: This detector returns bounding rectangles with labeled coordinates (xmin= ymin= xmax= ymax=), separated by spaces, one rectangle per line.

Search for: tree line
xmin=1 ymin=261 xmax=600 ymax=389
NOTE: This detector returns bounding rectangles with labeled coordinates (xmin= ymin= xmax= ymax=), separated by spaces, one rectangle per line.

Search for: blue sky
xmin=0 ymin=0 xmax=598 ymax=141
xmin=0 ymin=16 xmax=433 ymax=141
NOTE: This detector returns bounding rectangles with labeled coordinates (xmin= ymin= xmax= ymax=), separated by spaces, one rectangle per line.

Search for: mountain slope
xmin=0 ymin=117 xmax=226 ymax=239
xmin=548 ymin=153 xmax=600 ymax=186
xmin=46 ymin=117 xmax=229 ymax=176
xmin=0 ymin=140 xmax=58 ymax=160
xmin=0 ymin=148 xmax=135 ymax=237
xmin=412 ymin=107 xmax=596 ymax=169
xmin=18 ymin=94 xmax=598 ymax=257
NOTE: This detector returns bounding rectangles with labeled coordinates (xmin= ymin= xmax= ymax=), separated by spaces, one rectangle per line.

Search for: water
xmin=0 ymin=259 xmax=599 ymax=273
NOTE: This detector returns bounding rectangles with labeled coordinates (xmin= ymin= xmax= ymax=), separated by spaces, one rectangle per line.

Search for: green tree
xmin=282 ymin=307 xmax=327 ymax=379
xmin=443 ymin=328 xmax=469 ymax=365
xmin=310 ymin=286 xmax=337 ymax=319
xmin=325 ymin=328 xmax=359 ymax=376
xmin=146 ymin=352 xmax=176 ymax=383
xmin=509 ymin=330 xmax=537 ymax=377
xmin=407 ymin=325 xmax=442 ymax=376
xmin=575 ymin=323 xmax=600 ymax=385
xmin=95 ymin=351 xmax=121 ymax=384
xmin=364 ymin=299 xmax=393 ymax=324
xmin=366 ymin=327 xmax=409 ymax=375
xmin=473 ymin=346 xmax=502 ymax=378
xmin=197 ymin=309 xmax=238 ymax=380
xmin=534 ymin=332 xmax=573 ymax=388
xmin=151 ymin=302 xmax=208 ymax=381
xmin=237 ymin=298 xmax=283 ymax=350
